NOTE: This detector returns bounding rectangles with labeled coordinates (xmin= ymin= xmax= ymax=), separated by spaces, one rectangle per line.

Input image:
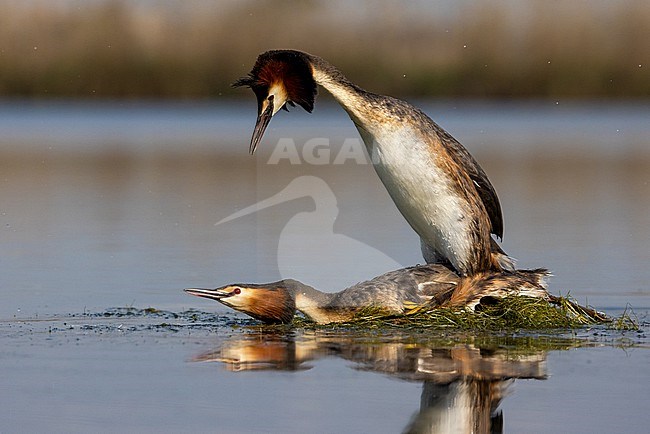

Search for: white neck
xmin=308 ymin=56 xmax=373 ymax=128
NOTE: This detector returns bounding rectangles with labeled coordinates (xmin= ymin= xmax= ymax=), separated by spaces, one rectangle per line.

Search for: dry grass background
xmin=0 ymin=0 xmax=648 ymax=99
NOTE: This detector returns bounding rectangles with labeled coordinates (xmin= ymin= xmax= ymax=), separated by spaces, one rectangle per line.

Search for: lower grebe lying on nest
xmin=185 ymin=264 xmax=558 ymax=324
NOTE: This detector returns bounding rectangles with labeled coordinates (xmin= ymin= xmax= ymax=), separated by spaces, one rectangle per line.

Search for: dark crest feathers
xmin=232 ymin=50 xmax=317 ymax=113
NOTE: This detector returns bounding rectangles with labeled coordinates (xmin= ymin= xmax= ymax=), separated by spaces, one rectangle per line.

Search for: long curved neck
xmin=306 ymin=55 xmax=376 ymax=127
xmin=286 ymin=280 xmax=341 ymax=324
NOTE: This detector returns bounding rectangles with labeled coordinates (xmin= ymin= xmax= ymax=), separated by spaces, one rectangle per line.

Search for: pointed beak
xmin=184 ymin=288 xmax=233 ymax=302
xmin=250 ymin=98 xmax=274 ymax=154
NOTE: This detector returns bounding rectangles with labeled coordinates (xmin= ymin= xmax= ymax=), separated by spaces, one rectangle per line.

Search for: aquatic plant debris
xmin=294 ymin=295 xmax=639 ymax=331
xmin=22 ymin=298 xmax=638 ymax=338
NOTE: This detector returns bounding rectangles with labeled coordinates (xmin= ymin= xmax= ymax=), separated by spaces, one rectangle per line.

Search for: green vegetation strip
xmin=295 ymin=296 xmax=638 ymax=331
xmin=2 ymin=2 xmax=648 ymax=98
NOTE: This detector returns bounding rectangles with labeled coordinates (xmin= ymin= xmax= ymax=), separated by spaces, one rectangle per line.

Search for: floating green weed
xmin=608 ymin=304 xmax=640 ymax=331
xmin=295 ymin=296 xmax=638 ymax=331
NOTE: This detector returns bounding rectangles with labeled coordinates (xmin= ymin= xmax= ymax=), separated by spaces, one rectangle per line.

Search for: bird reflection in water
xmin=191 ymin=332 xmax=574 ymax=433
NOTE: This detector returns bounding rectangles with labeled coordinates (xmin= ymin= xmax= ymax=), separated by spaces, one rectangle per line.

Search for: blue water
xmin=0 ymin=100 xmax=648 ymax=433
xmin=1 ymin=99 xmax=648 ymax=158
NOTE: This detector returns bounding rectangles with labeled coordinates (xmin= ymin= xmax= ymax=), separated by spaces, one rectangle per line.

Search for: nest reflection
xmin=192 ymin=332 xmax=580 ymax=433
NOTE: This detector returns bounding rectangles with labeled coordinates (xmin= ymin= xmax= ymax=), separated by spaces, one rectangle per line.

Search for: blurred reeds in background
xmin=1 ymin=0 xmax=648 ymax=99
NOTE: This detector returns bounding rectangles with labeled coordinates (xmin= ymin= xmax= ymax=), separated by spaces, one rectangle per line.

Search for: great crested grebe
xmin=234 ymin=50 xmax=513 ymax=276
xmin=184 ymin=265 xmax=550 ymax=324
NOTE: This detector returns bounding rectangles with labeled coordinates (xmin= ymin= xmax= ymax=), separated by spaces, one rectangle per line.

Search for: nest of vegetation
xmin=296 ymin=295 xmax=639 ymax=331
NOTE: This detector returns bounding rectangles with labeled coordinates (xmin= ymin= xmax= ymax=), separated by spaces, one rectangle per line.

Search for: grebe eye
xmin=233 ymin=288 xmax=241 ymax=295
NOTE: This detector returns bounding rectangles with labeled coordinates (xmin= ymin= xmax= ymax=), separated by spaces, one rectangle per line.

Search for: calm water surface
xmin=1 ymin=101 xmax=649 ymax=433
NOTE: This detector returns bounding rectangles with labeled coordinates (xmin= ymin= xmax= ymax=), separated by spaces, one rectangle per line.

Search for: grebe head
xmin=233 ymin=50 xmax=317 ymax=154
xmin=184 ymin=281 xmax=297 ymax=324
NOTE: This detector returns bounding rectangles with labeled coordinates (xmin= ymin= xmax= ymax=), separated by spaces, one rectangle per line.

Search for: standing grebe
xmin=184 ymin=265 xmax=550 ymax=324
xmin=233 ymin=50 xmax=513 ymax=276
